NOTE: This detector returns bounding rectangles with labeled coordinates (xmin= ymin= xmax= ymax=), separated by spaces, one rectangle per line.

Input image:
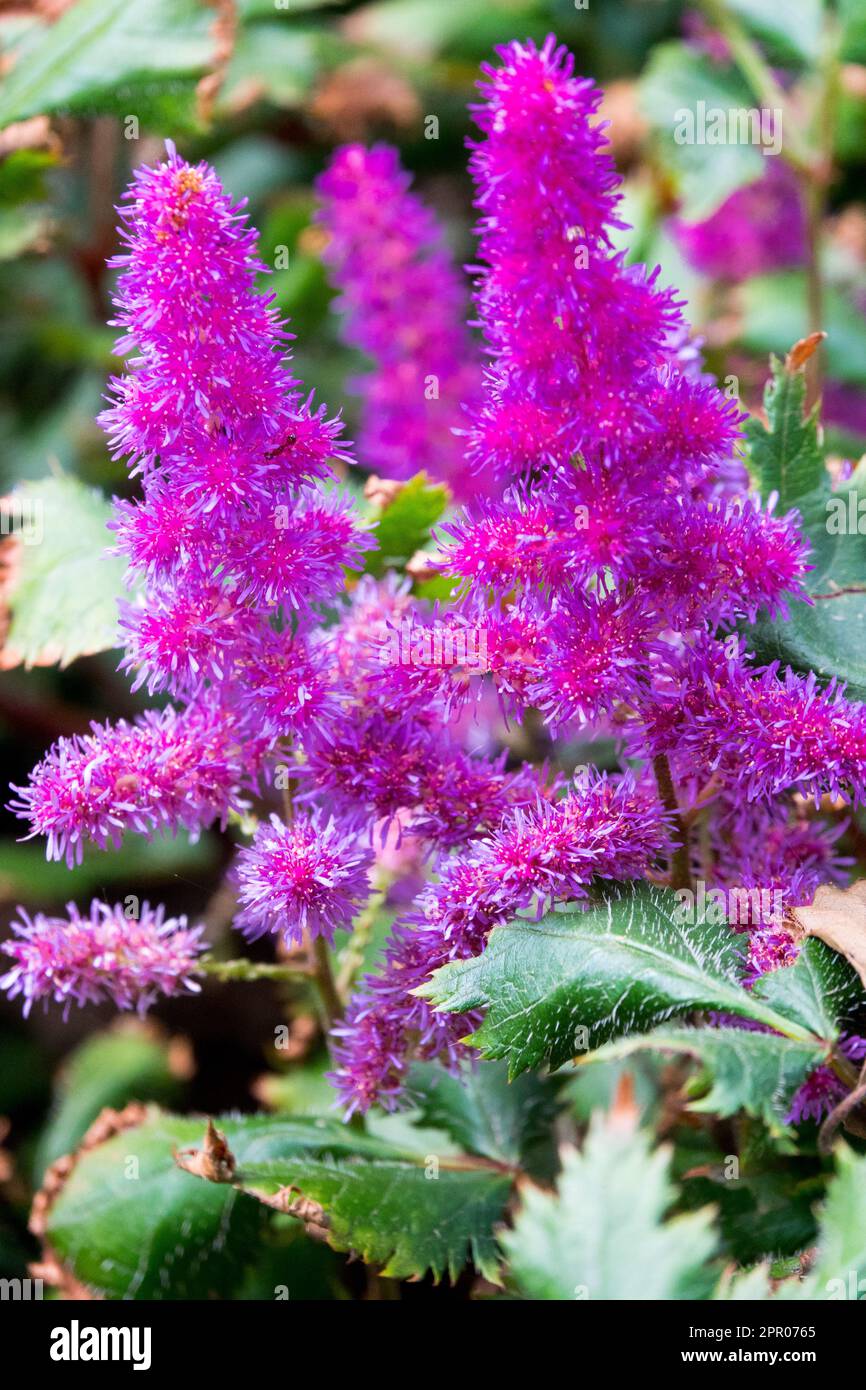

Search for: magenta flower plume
xmin=234 ymin=810 xmax=374 ymax=947
xmin=0 ymin=901 xmax=206 ymax=1017
xmin=102 ymin=142 xmax=317 ymax=474
xmin=639 ymin=636 xmax=866 ymax=805
xmin=10 ymin=694 xmax=257 ymax=867
xmin=464 ymin=35 xmax=741 ymax=483
xmin=316 ymin=144 xmax=482 ymax=496
xmin=15 ymin=144 xmax=367 ymax=874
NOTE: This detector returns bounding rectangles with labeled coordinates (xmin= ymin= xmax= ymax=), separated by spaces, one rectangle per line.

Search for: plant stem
xmin=199 ymin=956 xmax=310 ymax=983
xmin=698 ymin=0 xmax=814 ymax=174
xmin=336 ymin=884 xmax=388 ymax=998
xmin=311 ymin=935 xmax=343 ymax=1030
xmin=801 ymin=13 xmax=841 ymax=409
xmin=652 ymin=754 xmax=692 ymax=891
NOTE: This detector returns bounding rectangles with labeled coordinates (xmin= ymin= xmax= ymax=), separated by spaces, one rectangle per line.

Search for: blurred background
xmin=1 ymin=0 xmax=865 ymax=1296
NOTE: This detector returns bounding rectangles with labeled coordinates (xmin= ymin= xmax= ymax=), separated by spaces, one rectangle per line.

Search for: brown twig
xmin=652 ymin=754 xmax=692 ymax=891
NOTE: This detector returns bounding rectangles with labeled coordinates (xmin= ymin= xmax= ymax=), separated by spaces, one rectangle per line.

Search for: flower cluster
xmin=234 ymin=810 xmax=373 ymax=947
xmin=5 ymin=38 xmax=866 ymax=1144
xmin=6 ymin=145 xmax=373 ymax=1004
xmin=0 ymin=901 xmax=205 ymax=1017
xmin=316 ymin=144 xmax=482 ymax=498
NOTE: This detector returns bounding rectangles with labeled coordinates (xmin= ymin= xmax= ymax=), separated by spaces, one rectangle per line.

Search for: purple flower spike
xmin=1 ymin=901 xmax=206 ymax=1017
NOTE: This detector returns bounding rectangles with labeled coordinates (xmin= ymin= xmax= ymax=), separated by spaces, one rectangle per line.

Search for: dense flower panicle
xmin=11 ymin=694 xmax=257 ymax=866
xmin=9 ymin=144 xmax=376 ymax=903
xmin=331 ymin=772 xmax=669 ymax=1113
xmin=632 ymin=495 xmax=811 ymax=625
xmin=316 ymin=144 xmax=482 ymax=496
xmin=638 ymin=636 xmax=866 ymax=804
xmin=0 ymin=901 xmax=206 ymax=1017
xmin=95 ymin=141 xmax=367 ymax=723
xmin=303 ymin=710 xmax=541 ymax=846
xmin=742 ymin=929 xmax=800 ymax=983
xmin=118 ymin=576 xmax=245 ymax=696
xmin=323 ymin=572 xmax=415 ymax=680
xmin=234 ymin=811 xmax=373 ymax=947
xmin=711 ymin=793 xmax=852 ymax=916
xmin=219 ymin=487 xmax=374 ymax=612
xmin=526 ymin=588 xmax=652 ymax=731
xmin=101 ymin=142 xmax=297 ymax=464
xmin=464 ymin=36 xmax=742 ymax=484
xmin=230 ymin=625 xmax=339 ymax=739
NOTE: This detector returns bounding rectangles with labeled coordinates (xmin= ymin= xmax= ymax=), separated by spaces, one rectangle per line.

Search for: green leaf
xmin=752 ymin=938 xmax=864 ymax=1040
xmin=218 ymin=24 xmax=325 ymax=114
xmin=364 ymin=472 xmax=450 ymax=579
xmin=47 ymin=1109 xmax=510 ymax=1287
xmin=800 ymin=1145 xmax=866 ymax=1299
xmin=188 ymin=1114 xmax=512 ymax=1283
xmin=727 ymin=1146 xmax=866 ymax=1300
xmin=743 ymin=356 xmax=866 ymax=700
xmin=237 ymin=1154 xmax=510 ymax=1283
xmin=0 ymin=0 xmax=216 ymax=130
xmin=40 ymin=1107 xmax=262 ymax=1299
xmin=417 ymin=884 xmax=816 ymax=1078
xmin=745 ymin=356 xmax=824 ymax=507
xmin=841 ymin=0 xmax=866 ymax=62
xmin=34 ymin=1023 xmax=188 ymax=1181
xmin=407 ymin=1059 xmax=560 ymax=1170
xmin=581 ymin=1026 xmax=824 ymax=1133
xmin=0 ymin=475 xmax=125 ymax=668
xmin=639 ymin=44 xmax=764 ymax=221
xmin=501 ymin=1114 xmax=717 ymax=1300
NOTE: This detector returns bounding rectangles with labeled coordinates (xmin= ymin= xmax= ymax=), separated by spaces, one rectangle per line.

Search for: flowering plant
xmin=4 ymin=13 xmax=866 ymax=1306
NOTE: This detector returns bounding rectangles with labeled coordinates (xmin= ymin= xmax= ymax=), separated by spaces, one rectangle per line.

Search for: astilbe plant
xmin=7 ymin=33 xmax=866 ymax=1300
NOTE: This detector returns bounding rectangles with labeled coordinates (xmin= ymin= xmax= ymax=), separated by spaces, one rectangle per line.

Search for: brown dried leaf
xmin=785 ymin=332 xmax=827 ymax=373
xmin=173 ymin=1118 xmax=236 ymax=1183
xmin=791 ymin=880 xmax=866 ymax=988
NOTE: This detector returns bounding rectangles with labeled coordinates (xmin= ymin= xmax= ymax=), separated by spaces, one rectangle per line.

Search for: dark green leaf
xmin=407 ymin=1059 xmax=560 ymax=1170
xmin=417 ymin=884 xmax=815 ymax=1078
xmin=752 ymin=938 xmax=864 ymax=1042
xmin=743 ymin=356 xmax=866 ymax=700
xmin=41 ymin=1107 xmax=261 ymax=1299
xmin=34 ymin=1023 xmax=187 ymax=1180
xmin=198 ymin=1113 xmax=512 ymax=1282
